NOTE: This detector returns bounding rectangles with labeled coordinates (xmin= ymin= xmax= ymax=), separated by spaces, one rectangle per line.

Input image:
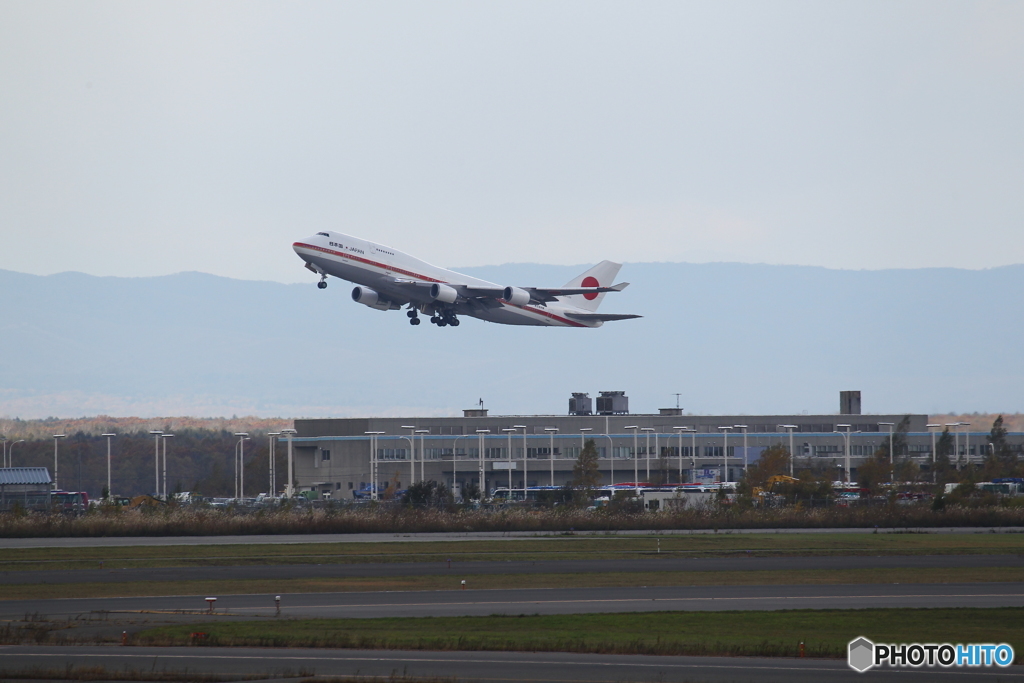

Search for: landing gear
xmin=430 ymin=311 xmax=459 ymax=327
xmin=317 ymin=275 xmax=327 ymax=289
xmin=407 ymin=308 xmax=420 ymax=325
xmin=410 ymin=317 xmax=421 ymax=325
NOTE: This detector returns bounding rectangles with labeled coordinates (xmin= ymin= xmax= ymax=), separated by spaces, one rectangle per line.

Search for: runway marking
xmin=5 ymin=651 xmax=1023 ymax=678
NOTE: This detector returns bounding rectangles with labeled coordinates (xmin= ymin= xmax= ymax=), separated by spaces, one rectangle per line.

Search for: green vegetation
xmin=132 ymin=609 xmax=1024 ymax=661
xmin=5 ymin=566 xmax=1022 ymax=602
xmin=0 ymin=666 xmax=295 ymax=682
xmin=5 ymin=501 xmax=1024 ymax=539
xmin=4 ymin=531 xmax=1022 ymax=572
xmin=8 ymin=532 xmax=1024 ymax=570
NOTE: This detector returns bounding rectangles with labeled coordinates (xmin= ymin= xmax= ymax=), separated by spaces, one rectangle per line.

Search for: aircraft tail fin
xmin=559 ymin=260 xmax=622 ymax=312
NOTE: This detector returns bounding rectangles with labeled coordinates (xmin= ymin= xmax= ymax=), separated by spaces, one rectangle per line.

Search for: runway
xmin=2 ymin=526 xmax=1020 ymax=548
xmin=1 ymin=645 xmax=1019 ymax=682
xmin=3 ymin=583 xmax=1022 ymax=621
xmin=3 ymin=553 xmax=1022 ymax=585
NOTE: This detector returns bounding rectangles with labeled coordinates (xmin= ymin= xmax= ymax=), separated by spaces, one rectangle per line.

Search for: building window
xmin=321 ymin=449 xmax=331 ymax=461
xmin=348 ymin=482 xmax=353 ymax=489
xmin=377 ymin=448 xmax=408 ymax=460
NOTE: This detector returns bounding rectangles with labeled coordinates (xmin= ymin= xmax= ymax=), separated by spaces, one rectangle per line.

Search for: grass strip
xmin=0 ymin=665 xmax=297 ymax=681
xmin=131 ymin=608 xmax=1024 ymax=661
xmin=3 ymin=566 xmax=1021 ymax=601
xmin=3 ymin=532 xmax=1022 ymax=572
xmin=0 ymin=670 xmax=451 ymax=683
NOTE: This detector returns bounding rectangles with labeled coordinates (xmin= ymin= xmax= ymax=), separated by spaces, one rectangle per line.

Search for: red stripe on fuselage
xmin=294 ymin=241 xmax=588 ymax=328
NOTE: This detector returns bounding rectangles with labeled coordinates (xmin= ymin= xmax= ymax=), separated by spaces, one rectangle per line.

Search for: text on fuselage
xmin=329 ymin=241 xmax=365 ymax=256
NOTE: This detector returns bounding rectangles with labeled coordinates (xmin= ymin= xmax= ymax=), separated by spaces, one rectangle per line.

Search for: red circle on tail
xmin=581 ymin=276 xmax=600 ymax=300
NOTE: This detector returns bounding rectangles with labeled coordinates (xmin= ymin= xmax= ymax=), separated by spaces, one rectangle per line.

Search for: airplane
xmin=292 ymin=231 xmax=641 ymax=328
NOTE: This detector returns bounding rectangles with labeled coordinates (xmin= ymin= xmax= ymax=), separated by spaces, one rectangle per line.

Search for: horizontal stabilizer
xmin=527 ymin=282 xmax=630 ymax=303
xmin=564 ymin=312 xmax=642 ymax=322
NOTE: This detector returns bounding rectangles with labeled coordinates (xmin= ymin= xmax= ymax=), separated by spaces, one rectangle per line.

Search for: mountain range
xmin=1 ymin=262 xmax=1021 ymax=419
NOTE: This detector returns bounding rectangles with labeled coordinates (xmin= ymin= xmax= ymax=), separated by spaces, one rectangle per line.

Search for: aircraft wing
xmin=388 ymin=279 xmax=631 ymax=307
xmin=456 ymin=285 xmax=507 ymax=298
xmin=452 ymin=283 xmax=632 ymax=304
xmin=564 ymin=312 xmax=642 ymax=322
xmin=389 ymin=280 xmax=505 ymax=298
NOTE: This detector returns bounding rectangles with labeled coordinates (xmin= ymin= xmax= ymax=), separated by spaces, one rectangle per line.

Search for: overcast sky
xmin=2 ymin=1 xmax=1023 ymax=284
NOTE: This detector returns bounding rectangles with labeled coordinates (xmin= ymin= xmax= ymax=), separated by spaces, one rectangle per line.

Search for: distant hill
xmin=1 ymin=263 xmax=1023 ymax=419
xmin=0 ymin=416 xmax=290 ymax=440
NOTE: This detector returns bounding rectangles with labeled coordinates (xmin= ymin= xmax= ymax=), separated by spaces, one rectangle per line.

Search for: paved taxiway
xmin=2 ymin=527 xmax=1020 ymax=548
xmin=4 ymin=583 xmax=1022 ymax=621
xmin=4 ymin=553 xmax=1022 ymax=585
xmin=2 ymin=645 xmax=1020 ymax=682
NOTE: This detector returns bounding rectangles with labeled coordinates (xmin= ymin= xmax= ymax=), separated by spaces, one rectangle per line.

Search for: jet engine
xmin=502 ymin=286 xmax=530 ymax=306
xmin=351 ymin=286 xmax=399 ymax=311
xmin=430 ymin=283 xmax=459 ymax=304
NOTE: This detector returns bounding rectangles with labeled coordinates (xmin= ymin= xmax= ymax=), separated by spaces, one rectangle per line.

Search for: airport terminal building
xmin=287 ymin=392 xmax=1020 ymax=499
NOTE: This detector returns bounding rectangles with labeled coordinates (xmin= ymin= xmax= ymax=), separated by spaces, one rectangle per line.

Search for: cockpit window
xmin=317 ymin=232 xmax=330 ymax=237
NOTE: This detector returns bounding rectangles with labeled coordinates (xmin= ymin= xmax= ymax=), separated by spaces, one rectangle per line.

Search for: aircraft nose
xmin=293 ymin=239 xmax=317 ymax=259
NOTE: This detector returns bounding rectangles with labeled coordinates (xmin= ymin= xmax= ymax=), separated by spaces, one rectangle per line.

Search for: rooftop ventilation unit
xmin=569 ymin=393 xmax=592 ymax=416
xmin=596 ymin=391 xmax=629 ymax=415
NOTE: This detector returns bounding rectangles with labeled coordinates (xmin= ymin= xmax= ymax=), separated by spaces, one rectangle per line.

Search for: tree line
xmin=4 ymin=430 xmax=288 ymax=498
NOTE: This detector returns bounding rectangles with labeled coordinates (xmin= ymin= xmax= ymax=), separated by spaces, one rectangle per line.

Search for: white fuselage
xmin=293 ymin=232 xmax=600 ymax=327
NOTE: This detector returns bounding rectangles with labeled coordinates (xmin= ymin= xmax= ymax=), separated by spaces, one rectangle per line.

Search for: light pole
xmin=234 ymin=432 xmax=249 ymax=499
xmin=514 ymin=425 xmax=527 ymax=496
xmin=100 ymin=433 xmax=116 ymax=498
xmin=654 ymin=431 xmax=660 ymax=480
xmin=734 ymin=425 xmax=748 ymax=476
xmin=365 ymin=431 xmax=385 ymax=500
xmin=453 ymin=434 xmax=470 ymax=500
xmin=689 ymin=427 xmax=697 ymax=479
xmin=926 ymin=423 xmax=941 ymax=483
xmin=161 ymin=434 xmax=174 ymax=500
xmin=402 ymin=426 xmax=416 ymax=485
xmin=641 ymin=427 xmax=654 ymax=480
xmin=52 ymin=434 xmax=66 ymax=490
xmin=234 ymin=440 xmax=241 ymax=498
xmin=544 ymin=428 xmax=558 ymax=487
xmin=878 ymin=422 xmax=894 ymax=484
xmin=149 ymin=430 xmax=162 ymax=495
xmin=718 ymin=426 xmax=733 ymax=483
xmin=598 ymin=433 xmax=614 ymax=489
xmin=268 ymin=432 xmax=280 ymax=496
xmin=961 ymin=422 xmax=972 ymax=466
xmin=4 ymin=439 xmax=24 ymax=468
xmin=779 ymin=425 xmax=797 ymax=477
xmin=579 ymin=427 xmax=592 ymax=450
xmin=835 ymin=424 xmax=852 ymax=484
xmin=280 ymin=428 xmax=296 ymax=498
xmin=364 ymin=431 xmax=375 ymax=499
xmin=502 ymin=428 xmax=515 ymax=496
xmin=476 ymin=429 xmax=489 ymax=498
xmin=945 ymin=423 xmax=960 ymax=469
xmin=625 ymin=425 xmax=639 ymax=492
xmin=673 ymin=427 xmax=686 ymax=483
xmin=416 ymin=429 xmax=429 ymax=482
